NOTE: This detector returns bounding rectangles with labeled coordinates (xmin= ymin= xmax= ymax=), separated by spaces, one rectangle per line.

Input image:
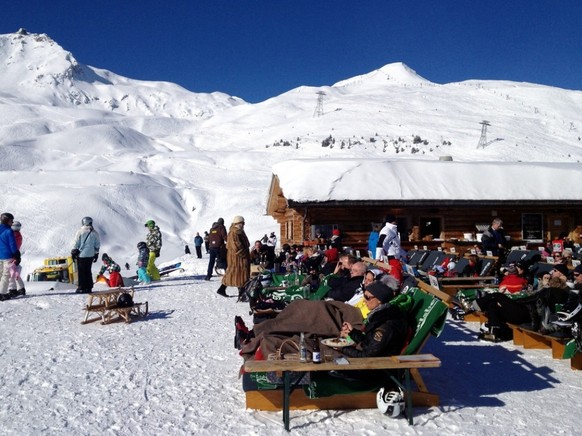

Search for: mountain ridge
xmin=1 ymin=29 xmax=581 ymax=270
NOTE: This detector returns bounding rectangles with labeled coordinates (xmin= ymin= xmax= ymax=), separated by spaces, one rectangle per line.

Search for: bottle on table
xmin=299 ymin=332 xmax=307 ymax=362
xmin=312 ymin=335 xmax=321 ymax=364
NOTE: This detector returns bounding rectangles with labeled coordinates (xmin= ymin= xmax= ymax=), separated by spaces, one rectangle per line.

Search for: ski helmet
xmin=1 ymin=212 xmax=14 ymax=225
xmin=117 ymin=292 xmax=134 ymax=308
xmin=82 ymin=216 xmax=93 ymax=226
xmin=145 ymin=219 xmax=155 ymax=228
xmin=376 ymin=387 xmax=405 ymax=417
xmin=11 ymin=220 xmax=21 ymax=231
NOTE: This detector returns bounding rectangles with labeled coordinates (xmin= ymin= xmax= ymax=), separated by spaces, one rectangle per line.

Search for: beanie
xmin=553 ymin=263 xmax=569 ymax=277
xmin=365 ymin=281 xmax=395 ymax=304
xmin=232 ymin=216 xmax=245 ymax=224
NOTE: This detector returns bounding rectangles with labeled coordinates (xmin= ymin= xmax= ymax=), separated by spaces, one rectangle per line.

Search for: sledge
xmin=82 ymin=287 xmax=148 ymax=325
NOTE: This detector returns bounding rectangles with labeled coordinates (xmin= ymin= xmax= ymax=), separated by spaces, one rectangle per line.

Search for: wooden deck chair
xmin=407 ymin=249 xmax=430 ymax=267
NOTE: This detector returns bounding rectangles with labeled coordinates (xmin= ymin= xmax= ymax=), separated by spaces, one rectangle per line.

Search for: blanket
xmin=240 ymin=299 xmax=364 ymax=360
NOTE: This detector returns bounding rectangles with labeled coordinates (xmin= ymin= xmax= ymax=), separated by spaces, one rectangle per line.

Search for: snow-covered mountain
xmin=1 ymin=29 xmax=582 ymax=272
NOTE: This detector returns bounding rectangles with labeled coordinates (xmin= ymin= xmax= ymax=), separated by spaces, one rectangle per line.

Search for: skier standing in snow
xmin=8 ymin=220 xmax=26 ymax=297
xmin=136 ymin=241 xmax=151 ymax=284
xmin=71 ymin=216 xmax=100 ymax=294
xmin=144 ymin=219 xmax=162 ymax=281
xmin=205 ymin=218 xmax=227 ymax=281
xmin=0 ymin=213 xmax=20 ymax=301
xmin=194 ymin=232 xmax=204 ymax=259
xmin=203 ymin=231 xmax=210 ymax=254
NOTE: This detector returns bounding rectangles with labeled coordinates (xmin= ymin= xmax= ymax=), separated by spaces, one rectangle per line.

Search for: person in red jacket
xmin=498 ymin=263 xmax=528 ymax=294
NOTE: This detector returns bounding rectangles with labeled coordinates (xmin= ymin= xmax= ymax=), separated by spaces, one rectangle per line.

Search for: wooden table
xmin=244 ymin=354 xmax=441 ymax=431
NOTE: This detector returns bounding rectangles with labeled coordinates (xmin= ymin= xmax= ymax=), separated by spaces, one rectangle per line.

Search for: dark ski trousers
xmin=195 ymin=246 xmax=202 ymax=258
xmin=77 ymin=257 xmax=94 ymax=291
xmin=206 ymin=247 xmax=220 ymax=279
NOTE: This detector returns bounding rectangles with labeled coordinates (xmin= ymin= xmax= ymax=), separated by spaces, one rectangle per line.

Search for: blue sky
xmin=3 ymin=1 xmax=581 ymax=103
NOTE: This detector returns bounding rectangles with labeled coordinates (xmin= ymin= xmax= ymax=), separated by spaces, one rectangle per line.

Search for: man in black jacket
xmin=339 ymin=281 xmax=408 ymax=358
xmin=326 ymin=261 xmax=366 ymax=302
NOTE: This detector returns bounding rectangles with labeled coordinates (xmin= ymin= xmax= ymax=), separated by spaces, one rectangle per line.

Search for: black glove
xmin=71 ymin=248 xmax=80 ymax=260
xmin=14 ymin=250 xmax=21 ymax=265
xmin=93 ymin=253 xmax=99 ymax=263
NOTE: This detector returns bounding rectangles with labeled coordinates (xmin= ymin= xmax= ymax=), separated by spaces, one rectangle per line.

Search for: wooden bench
xmin=506 ymin=323 xmax=582 ymax=370
xmin=244 ymin=354 xmax=441 ymax=431
xmin=82 ymin=288 xmax=148 ymax=324
xmin=458 ymin=309 xmax=582 ymax=370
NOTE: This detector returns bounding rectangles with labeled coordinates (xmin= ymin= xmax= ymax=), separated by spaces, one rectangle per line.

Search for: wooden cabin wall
xmin=278 ymin=205 xmax=582 ymax=248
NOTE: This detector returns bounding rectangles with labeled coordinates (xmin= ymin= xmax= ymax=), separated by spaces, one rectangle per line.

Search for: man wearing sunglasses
xmin=338 ymin=281 xmax=408 ymax=358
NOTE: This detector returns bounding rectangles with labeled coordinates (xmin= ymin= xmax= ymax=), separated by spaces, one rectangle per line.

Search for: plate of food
xmin=321 ymin=337 xmax=354 ymax=348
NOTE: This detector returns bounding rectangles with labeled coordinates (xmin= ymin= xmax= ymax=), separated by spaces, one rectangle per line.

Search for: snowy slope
xmin=1 ymin=29 xmax=582 ymax=273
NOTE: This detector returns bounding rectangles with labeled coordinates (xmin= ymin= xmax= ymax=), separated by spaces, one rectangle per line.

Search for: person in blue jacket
xmin=194 ymin=232 xmax=204 ymax=259
xmin=368 ymin=225 xmax=380 ymax=259
xmin=0 ymin=212 xmax=20 ymax=301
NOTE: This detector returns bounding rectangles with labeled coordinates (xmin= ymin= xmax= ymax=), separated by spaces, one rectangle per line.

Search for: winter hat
xmin=574 ymin=264 xmax=582 ymax=275
xmin=553 ymin=263 xmax=569 ymax=277
xmin=11 ymin=220 xmax=21 ymax=231
xmin=232 ymin=216 xmax=245 ymax=224
xmin=145 ymin=219 xmax=155 ymax=228
xmin=102 ymin=253 xmax=110 ymax=262
xmin=332 ymin=229 xmax=340 ymax=236
xmin=366 ymin=281 xmax=395 ymax=304
xmin=1 ymin=212 xmax=14 ymax=225
xmin=384 ymin=214 xmax=396 ymax=224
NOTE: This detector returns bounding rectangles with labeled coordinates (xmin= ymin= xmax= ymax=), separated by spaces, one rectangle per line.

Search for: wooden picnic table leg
xmin=283 ymin=371 xmax=291 ymax=431
xmin=404 ymin=369 xmax=413 ymax=425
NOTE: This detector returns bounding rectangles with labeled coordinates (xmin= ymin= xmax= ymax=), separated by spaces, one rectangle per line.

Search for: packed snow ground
xmin=1 ymin=255 xmax=580 ymax=436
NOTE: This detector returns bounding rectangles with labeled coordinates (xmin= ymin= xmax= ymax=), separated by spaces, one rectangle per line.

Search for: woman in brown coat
xmin=217 ymin=216 xmax=250 ymax=298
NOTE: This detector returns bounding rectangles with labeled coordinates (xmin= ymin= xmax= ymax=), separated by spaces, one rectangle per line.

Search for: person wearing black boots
xmin=217 ymin=216 xmax=250 ymax=299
